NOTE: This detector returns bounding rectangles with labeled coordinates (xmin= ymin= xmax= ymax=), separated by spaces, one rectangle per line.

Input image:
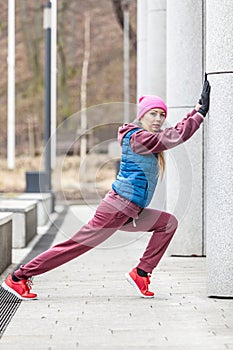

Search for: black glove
xmin=198 ymin=80 xmax=211 ymax=117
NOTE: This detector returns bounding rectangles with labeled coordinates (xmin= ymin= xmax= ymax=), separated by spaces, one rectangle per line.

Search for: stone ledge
xmin=18 ymin=193 xmax=53 ymax=226
xmin=0 ymin=212 xmax=13 ymax=274
xmin=0 ymin=200 xmax=37 ymax=248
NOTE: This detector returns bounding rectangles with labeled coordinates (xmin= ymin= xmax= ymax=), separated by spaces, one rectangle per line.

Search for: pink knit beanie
xmin=137 ymin=95 xmax=167 ymax=120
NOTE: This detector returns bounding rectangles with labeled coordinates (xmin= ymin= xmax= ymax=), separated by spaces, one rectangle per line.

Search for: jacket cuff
xmin=190 ymin=108 xmax=198 ymax=116
xmin=194 ymin=112 xmax=204 ymax=124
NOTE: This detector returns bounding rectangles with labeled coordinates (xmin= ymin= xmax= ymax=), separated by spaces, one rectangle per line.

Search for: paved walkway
xmin=0 ymin=205 xmax=233 ymax=350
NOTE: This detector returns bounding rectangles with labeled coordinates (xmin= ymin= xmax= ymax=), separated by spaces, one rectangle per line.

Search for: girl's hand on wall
xmin=197 ymin=80 xmax=211 ymax=117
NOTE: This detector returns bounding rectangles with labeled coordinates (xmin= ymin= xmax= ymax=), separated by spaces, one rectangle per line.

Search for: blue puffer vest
xmin=112 ymin=128 xmax=159 ymax=208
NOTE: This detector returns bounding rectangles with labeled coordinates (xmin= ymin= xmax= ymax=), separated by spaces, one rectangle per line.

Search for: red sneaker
xmin=125 ymin=268 xmax=154 ymax=298
xmin=2 ymin=274 xmax=37 ymax=300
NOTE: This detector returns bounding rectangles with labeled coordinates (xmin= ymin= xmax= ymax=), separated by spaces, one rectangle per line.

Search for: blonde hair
xmin=133 ymin=119 xmax=166 ymax=179
xmin=158 ymin=152 xmax=165 ymax=179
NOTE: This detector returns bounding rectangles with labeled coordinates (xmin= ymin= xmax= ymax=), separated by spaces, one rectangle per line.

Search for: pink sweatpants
xmin=14 ymin=193 xmax=178 ymax=280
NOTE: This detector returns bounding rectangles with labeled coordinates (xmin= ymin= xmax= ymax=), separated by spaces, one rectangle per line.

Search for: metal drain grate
xmin=0 ymin=287 xmax=21 ymax=338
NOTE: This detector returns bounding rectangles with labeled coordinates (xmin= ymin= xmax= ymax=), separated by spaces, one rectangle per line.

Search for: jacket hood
xmin=118 ymin=122 xmax=141 ymax=145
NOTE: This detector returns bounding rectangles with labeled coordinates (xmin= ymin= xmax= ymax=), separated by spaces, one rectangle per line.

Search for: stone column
xmin=205 ymin=1 xmax=233 ymax=297
xmin=166 ymin=0 xmax=204 ymax=255
xmin=137 ymin=0 xmax=148 ymax=98
xmin=146 ymin=0 xmax=166 ymax=99
xmin=137 ymin=0 xmax=167 ymax=210
xmin=137 ymin=0 xmax=166 ymax=99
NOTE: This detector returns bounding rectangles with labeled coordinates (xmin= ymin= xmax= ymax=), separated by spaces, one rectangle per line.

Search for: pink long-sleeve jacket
xmin=118 ymin=109 xmax=204 ymax=154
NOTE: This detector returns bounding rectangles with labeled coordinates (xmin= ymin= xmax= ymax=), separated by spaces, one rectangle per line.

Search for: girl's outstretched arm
xmin=130 ymin=109 xmax=204 ymax=154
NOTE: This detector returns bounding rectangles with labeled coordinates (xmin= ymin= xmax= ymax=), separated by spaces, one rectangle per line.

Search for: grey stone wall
xmin=205 ymin=1 xmax=233 ymax=297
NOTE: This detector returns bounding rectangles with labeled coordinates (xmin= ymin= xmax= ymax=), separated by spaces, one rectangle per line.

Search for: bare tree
xmin=57 ymin=0 xmax=70 ymax=120
xmin=79 ymin=12 xmax=90 ymax=165
xmin=74 ymin=11 xmax=91 ymax=168
xmin=111 ymin=0 xmax=137 ymax=53
xmin=69 ymin=0 xmax=78 ymax=70
xmin=18 ymin=1 xmax=43 ymax=156
xmin=19 ymin=1 xmax=43 ymax=92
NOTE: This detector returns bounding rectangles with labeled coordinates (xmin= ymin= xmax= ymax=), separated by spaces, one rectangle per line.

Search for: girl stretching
xmin=2 ymin=80 xmax=210 ymax=299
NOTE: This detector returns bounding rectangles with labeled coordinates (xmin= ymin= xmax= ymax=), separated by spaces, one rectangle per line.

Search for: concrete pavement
xmin=0 ymin=205 xmax=233 ymax=349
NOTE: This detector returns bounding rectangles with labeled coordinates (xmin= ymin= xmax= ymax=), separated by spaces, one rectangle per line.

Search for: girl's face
xmin=140 ymin=108 xmax=166 ymax=133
